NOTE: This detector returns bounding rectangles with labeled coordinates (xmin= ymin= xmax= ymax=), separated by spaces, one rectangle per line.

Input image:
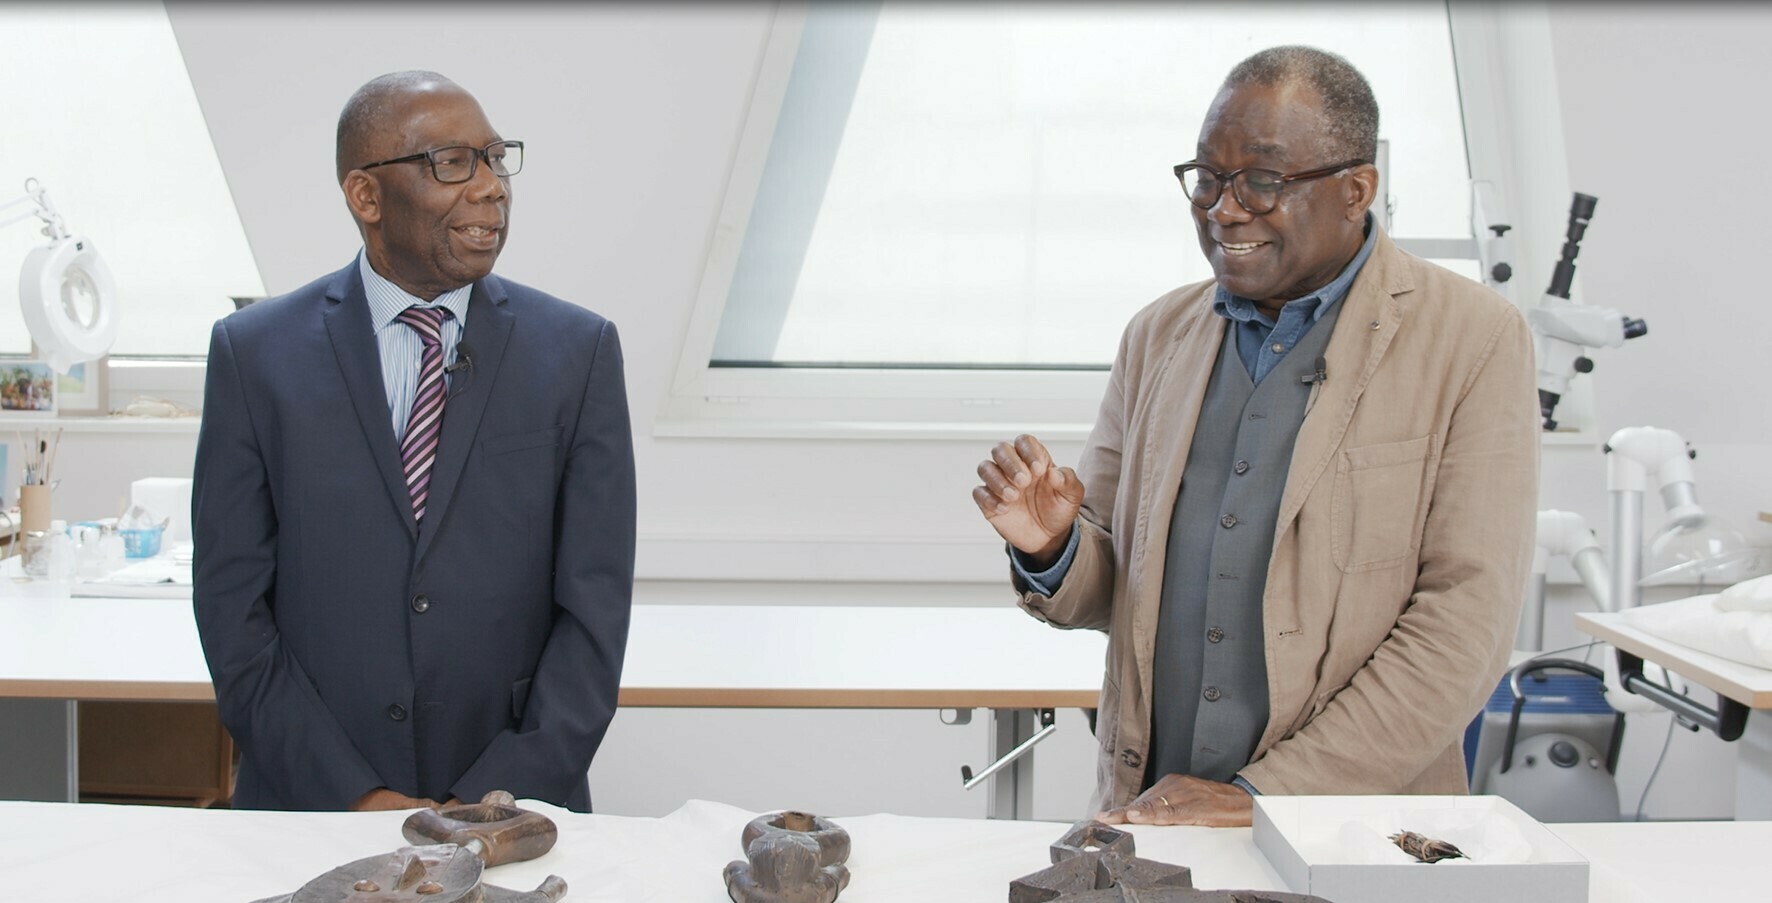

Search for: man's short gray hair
xmin=1224 ymin=46 xmax=1378 ymax=163
xmin=336 ymin=70 xmax=457 ymax=182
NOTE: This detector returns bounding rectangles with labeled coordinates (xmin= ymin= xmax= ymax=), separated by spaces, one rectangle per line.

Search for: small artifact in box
xmin=1252 ymin=795 xmax=1588 ymax=903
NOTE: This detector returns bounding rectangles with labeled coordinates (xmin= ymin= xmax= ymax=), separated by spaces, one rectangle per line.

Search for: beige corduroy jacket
xmin=1016 ymin=228 xmax=1539 ymax=810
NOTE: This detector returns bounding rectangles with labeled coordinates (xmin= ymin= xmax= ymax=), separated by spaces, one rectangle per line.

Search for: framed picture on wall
xmin=57 ymin=357 xmax=109 ymax=416
xmin=0 ymin=360 xmax=58 ymax=418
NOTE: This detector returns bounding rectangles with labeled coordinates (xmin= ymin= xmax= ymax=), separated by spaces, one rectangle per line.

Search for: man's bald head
xmin=1221 ymin=46 xmax=1378 ymax=164
xmin=336 ymin=70 xmax=460 ymax=182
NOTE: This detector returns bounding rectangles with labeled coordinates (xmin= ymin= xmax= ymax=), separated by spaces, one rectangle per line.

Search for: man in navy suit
xmin=193 ymin=71 xmax=635 ymax=812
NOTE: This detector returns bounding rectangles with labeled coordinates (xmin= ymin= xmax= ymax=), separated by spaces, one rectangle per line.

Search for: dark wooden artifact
xmin=248 ymin=791 xmax=566 ymax=903
xmin=404 ymin=791 xmax=559 ymax=866
xmin=1388 ymin=830 xmax=1466 ymax=863
xmin=725 ymin=810 xmax=852 ymax=903
xmin=1009 ymin=821 xmax=1335 ymax=903
xmin=1010 ymin=821 xmax=1192 ymax=903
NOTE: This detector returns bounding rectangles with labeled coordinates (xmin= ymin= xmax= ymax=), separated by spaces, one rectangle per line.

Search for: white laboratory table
xmin=0 ymin=797 xmax=1762 ymax=903
xmin=1576 ymin=611 xmax=1772 ymax=820
xmin=0 ymin=593 xmax=1105 ymax=817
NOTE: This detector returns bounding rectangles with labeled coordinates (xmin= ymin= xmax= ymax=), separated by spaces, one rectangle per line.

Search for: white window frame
xmin=659 ymin=0 xmax=1592 ymax=442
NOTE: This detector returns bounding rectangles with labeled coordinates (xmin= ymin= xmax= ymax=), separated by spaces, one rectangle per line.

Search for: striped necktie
xmin=396 ymin=306 xmax=453 ymax=523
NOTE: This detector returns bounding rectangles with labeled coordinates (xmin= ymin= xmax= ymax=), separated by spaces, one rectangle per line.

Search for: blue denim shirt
xmin=1212 ymin=214 xmax=1378 ymax=386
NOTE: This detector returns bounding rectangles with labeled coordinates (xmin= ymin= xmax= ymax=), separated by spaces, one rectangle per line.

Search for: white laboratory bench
xmin=0 ymin=590 xmax=1105 ymax=818
xmin=0 ymin=796 xmax=1762 ymax=903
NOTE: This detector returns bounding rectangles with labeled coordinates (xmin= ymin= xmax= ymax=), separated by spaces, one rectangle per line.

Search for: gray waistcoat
xmin=1145 ymin=304 xmax=1343 ymax=786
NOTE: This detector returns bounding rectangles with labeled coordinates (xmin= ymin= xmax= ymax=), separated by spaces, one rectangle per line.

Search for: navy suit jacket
xmin=193 ymin=260 xmax=635 ymax=811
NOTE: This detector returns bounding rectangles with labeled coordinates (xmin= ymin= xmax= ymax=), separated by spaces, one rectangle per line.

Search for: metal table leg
xmin=0 ymin=698 xmax=78 ymax=802
xmin=957 ymin=707 xmax=1057 ymax=820
xmin=1737 ymin=710 xmax=1771 ymax=820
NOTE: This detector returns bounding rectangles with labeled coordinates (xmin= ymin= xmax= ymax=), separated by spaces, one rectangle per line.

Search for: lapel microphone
xmin=1299 ymin=356 xmax=1328 ymax=385
xmin=445 ymin=341 xmax=475 ymax=375
xmin=445 ymin=341 xmax=475 ymax=400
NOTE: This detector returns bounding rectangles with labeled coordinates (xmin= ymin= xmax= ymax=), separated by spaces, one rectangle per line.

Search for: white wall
xmin=27 ymin=2 xmax=1764 ymax=820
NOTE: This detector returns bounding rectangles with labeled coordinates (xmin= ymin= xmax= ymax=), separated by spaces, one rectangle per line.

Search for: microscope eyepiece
xmin=1570 ymin=192 xmax=1599 ymax=222
xmin=1546 ymin=192 xmax=1600 ymax=300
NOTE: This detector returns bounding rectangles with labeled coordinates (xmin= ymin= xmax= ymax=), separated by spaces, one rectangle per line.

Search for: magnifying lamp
xmin=1605 ymin=426 xmax=1767 ymax=608
xmin=0 ymin=178 xmax=119 ymax=373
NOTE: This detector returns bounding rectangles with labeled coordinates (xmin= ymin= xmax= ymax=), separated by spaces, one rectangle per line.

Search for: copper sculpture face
xmin=725 ymin=810 xmax=852 ymax=903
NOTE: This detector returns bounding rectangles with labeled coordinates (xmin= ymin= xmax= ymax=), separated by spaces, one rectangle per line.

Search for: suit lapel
xmin=323 ymin=264 xmax=418 ymax=539
xmin=1273 ymin=229 xmax=1412 ymax=545
xmin=414 ymin=275 xmax=515 ymax=561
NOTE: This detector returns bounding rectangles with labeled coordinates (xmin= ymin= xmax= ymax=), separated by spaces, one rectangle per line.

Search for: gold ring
xmin=1158 ymin=795 xmax=1170 ymax=807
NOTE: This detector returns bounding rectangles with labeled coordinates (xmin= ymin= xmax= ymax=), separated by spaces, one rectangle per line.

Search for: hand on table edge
xmin=1095 ymin=774 xmax=1254 ymax=827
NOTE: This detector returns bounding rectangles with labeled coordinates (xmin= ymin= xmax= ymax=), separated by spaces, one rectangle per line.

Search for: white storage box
xmin=1252 ymin=795 xmax=1587 ymax=903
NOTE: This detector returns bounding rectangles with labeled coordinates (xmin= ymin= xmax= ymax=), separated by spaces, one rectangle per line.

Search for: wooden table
xmin=1576 ymin=611 xmax=1772 ymax=819
xmin=0 ymin=595 xmax=1106 ymax=817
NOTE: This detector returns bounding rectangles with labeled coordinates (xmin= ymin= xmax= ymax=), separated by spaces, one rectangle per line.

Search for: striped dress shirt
xmin=358 ymin=251 xmax=471 ymax=443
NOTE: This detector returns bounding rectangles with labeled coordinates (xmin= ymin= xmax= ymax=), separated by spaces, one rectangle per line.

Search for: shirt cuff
xmin=1009 ymin=523 xmax=1080 ymax=596
xmin=1232 ymin=775 xmax=1261 ymax=796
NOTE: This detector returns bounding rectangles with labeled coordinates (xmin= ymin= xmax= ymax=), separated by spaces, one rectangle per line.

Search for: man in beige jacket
xmin=973 ymin=47 xmax=1537 ymax=827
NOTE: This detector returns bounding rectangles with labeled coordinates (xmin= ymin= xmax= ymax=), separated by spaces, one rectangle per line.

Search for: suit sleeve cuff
xmin=1008 ymin=522 xmax=1081 ymax=596
xmin=1232 ymin=775 xmax=1261 ymax=796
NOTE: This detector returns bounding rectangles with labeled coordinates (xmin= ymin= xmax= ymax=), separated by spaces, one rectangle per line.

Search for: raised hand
xmin=972 ymin=434 xmax=1085 ymax=568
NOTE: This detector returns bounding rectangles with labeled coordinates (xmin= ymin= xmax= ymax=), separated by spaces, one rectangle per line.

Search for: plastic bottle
xmin=45 ymin=519 xmax=76 ymax=582
xmin=97 ymin=523 xmax=127 ymax=575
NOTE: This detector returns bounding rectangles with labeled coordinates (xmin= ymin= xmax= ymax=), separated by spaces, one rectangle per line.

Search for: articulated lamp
xmin=1524 ymin=426 xmax=1764 ymax=730
xmin=0 ymin=178 xmax=119 ymax=372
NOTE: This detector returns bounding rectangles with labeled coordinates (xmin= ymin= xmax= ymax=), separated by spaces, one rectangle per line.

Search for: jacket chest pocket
xmin=482 ymin=425 xmax=564 ymax=458
xmin=1330 ymin=434 xmax=1437 ymax=572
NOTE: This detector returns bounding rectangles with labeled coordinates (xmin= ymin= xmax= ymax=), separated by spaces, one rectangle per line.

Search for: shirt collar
xmin=1211 ymin=212 xmax=1378 ymax=326
xmin=358 ymin=248 xmax=473 ymax=333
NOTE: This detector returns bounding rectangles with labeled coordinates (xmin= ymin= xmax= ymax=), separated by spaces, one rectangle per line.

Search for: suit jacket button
xmin=388 ymin=704 xmax=408 ymax=722
xmin=1207 ymin=627 xmax=1225 ymax=643
xmin=1233 ymin=460 xmax=1250 ymax=475
xmin=1120 ymin=748 xmax=1142 ymax=769
xmin=1220 ymin=514 xmax=1238 ymax=529
xmin=412 ymin=594 xmax=430 ymax=613
xmin=1203 ymin=687 xmax=1223 ymax=703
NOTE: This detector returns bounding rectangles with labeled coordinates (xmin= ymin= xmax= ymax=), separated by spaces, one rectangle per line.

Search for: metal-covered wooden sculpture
xmin=248 ymin=792 xmax=565 ymax=903
xmin=404 ymin=791 xmax=559 ymax=867
xmin=1009 ymin=820 xmax=1334 ymax=903
xmin=724 ymin=810 xmax=852 ymax=903
xmin=1010 ymin=821 xmax=1192 ymax=903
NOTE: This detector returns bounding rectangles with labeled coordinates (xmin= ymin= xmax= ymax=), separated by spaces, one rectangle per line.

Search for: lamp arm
xmin=0 ymin=179 xmax=70 ymax=240
xmin=1605 ymin=426 xmax=1696 ymax=496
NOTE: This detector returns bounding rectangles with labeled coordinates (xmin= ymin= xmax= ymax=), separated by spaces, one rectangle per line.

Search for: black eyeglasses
xmin=360 ymin=140 xmax=524 ymax=184
xmin=1173 ymin=158 xmax=1368 ymax=214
